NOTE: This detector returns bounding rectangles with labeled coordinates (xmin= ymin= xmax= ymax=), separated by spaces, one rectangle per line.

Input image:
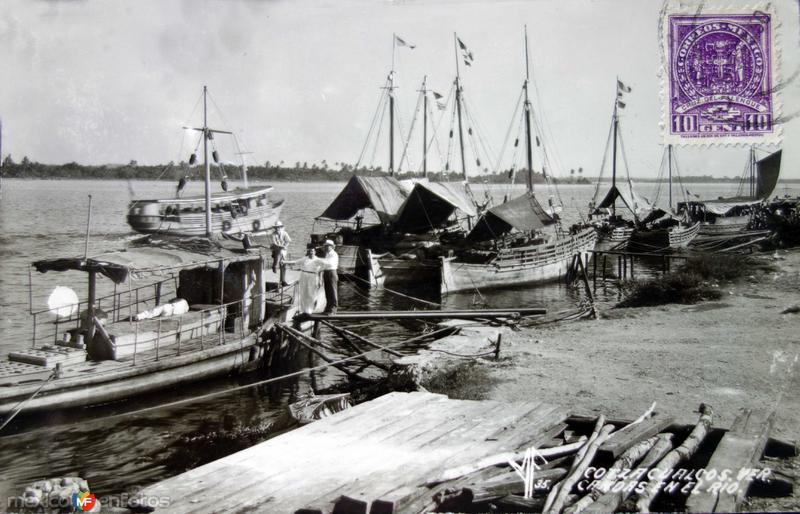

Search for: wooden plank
xmin=284 ymin=400 xmax=519 ymax=513
xmin=290 ymin=401 xmax=550 ymax=514
xmin=395 ymin=405 xmax=570 ymax=513
xmin=686 ymin=409 xmax=775 ymax=513
xmin=211 ymin=396 xmax=527 ymax=513
xmin=597 ymin=413 xmax=674 ymax=459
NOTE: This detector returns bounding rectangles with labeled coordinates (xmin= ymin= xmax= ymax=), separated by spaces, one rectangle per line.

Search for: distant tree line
xmin=1 ymin=155 xmax=795 ymax=183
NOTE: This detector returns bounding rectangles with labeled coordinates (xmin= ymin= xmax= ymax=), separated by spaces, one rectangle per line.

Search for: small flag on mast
xmin=395 ymin=35 xmax=416 ymax=49
xmin=432 ymin=91 xmax=443 ymax=100
xmin=457 ymin=37 xmax=475 ymax=67
xmin=616 ymin=79 xmax=631 ymax=109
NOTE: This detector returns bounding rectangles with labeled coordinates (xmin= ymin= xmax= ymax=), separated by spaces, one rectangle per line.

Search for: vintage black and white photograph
xmin=0 ymin=0 xmax=798 ymax=512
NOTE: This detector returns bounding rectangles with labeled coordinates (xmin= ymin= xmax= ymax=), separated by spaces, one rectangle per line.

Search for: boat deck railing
xmin=29 ymin=277 xmax=296 ymax=353
xmin=30 ymin=277 xmax=180 ymax=348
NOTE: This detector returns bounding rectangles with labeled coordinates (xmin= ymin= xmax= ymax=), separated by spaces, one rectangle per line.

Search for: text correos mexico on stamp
xmin=663 ymin=9 xmax=778 ymax=144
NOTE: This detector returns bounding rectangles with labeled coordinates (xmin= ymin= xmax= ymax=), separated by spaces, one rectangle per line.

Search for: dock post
xmin=177 ymin=316 xmax=182 ymax=356
xmin=200 ymin=310 xmax=205 ymax=350
xmin=133 ymin=323 xmax=138 ymax=366
xmin=630 ymin=256 xmax=634 ymax=279
xmin=32 ymin=313 xmax=37 ymax=348
xmin=593 ymin=253 xmax=597 ymax=289
xmin=312 ymin=321 xmax=322 ymax=341
xmin=494 ymin=333 xmax=502 ymax=360
xmin=155 ymin=282 xmax=162 ymax=306
xmin=602 ymin=255 xmax=607 ymax=282
xmin=663 ymin=255 xmax=667 ymax=275
xmin=156 ymin=319 xmax=161 ymax=361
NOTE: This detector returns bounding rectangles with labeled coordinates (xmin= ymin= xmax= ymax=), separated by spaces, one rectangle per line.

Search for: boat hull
xmin=0 ymin=336 xmax=265 ymax=415
xmin=628 ymin=222 xmax=701 ymax=251
xmin=697 ymin=215 xmax=751 ymax=236
xmin=440 ymin=228 xmax=597 ymax=294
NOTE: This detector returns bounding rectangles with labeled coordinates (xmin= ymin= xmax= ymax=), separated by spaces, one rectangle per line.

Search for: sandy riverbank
xmin=483 ymin=248 xmax=800 ymax=438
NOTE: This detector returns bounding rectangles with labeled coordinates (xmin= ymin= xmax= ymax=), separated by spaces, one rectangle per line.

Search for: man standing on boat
xmin=271 ymin=221 xmax=292 ymax=286
xmin=321 ymin=240 xmax=339 ymax=314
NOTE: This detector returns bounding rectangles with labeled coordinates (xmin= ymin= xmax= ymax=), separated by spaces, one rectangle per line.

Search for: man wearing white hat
xmin=270 ymin=221 xmax=291 ymax=286
xmin=321 ymin=239 xmax=339 ymax=314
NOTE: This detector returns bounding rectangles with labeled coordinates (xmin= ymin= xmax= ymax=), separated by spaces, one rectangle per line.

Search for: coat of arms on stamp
xmin=666 ymin=12 xmax=775 ymax=143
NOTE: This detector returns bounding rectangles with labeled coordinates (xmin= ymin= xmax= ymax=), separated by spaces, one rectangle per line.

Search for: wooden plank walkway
xmin=133 ymin=392 xmax=568 ymax=514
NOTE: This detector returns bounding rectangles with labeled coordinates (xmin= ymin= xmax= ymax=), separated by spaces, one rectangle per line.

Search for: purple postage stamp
xmin=665 ymin=10 xmax=778 ymax=144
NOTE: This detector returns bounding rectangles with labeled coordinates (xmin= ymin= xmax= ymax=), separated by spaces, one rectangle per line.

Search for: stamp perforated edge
xmin=658 ymin=0 xmax=783 ymax=147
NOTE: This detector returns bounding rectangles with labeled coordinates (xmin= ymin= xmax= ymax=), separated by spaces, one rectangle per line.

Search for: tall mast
xmin=749 ymin=146 xmax=755 ymax=197
xmin=183 ymin=86 xmax=232 ymax=238
xmin=388 ymin=35 xmax=396 ymax=176
xmin=420 ymin=76 xmax=428 ymax=178
xmin=523 ymin=26 xmax=534 ymax=193
xmin=454 ymin=33 xmax=467 ymax=180
xmin=203 ymin=85 xmax=212 ymax=237
xmin=611 ymin=94 xmax=619 ymax=218
xmin=668 ymin=144 xmax=673 ymax=210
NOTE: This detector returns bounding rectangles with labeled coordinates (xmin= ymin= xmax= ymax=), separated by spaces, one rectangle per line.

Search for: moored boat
xmin=677 ymin=149 xmax=782 ymax=239
xmin=128 ymin=186 xmax=283 ymax=236
xmin=126 ymin=86 xmax=284 ymax=237
xmin=0 ymin=238 xmax=306 ymax=416
xmin=588 ymin=81 xmax=653 ymax=248
xmin=439 ymin=28 xmax=597 ymax=295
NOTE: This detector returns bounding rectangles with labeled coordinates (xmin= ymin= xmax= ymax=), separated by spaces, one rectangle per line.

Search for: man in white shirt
xmin=271 ymin=221 xmax=291 ymax=286
xmin=321 ymin=240 xmax=339 ymax=314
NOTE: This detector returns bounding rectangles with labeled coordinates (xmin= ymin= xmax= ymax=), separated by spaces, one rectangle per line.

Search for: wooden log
xmin=546 ymin=424 xmax=615 ymax=513
xmin=598 ymin=413 xmax=674 ymax=460
xmin=635 ymin=404 xmax=713 ymax=513
xmin=493 ymin=493 xmax=546 ymax=511
xmin=685 ymin=409 xmax=774 ymax=513
xmin=467 ymin=467 xmax=568 ymax=501
xmin=583 ymin=433 xmax=675 ymax=514
xmin=320 ymin=320 xmax=403 ymax=357
xmin=428 ymin=438 xmax=587 ymax=485
xmin=565 ymin=435 xmax=660 ymax=514
xmin=276 ymin=324 xmax=365 ymax=381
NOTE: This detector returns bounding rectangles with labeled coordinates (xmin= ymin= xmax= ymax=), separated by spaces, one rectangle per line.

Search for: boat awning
xmin=594 ymin=183 xmax=653 ymax=220
xmin=33 ymin=240 xmax=263 ymax=284
xmin=678 ymin=198 xmax=762 ymax=215
xmin=468 ymin=192 xmax=554 ymax=241
xmin=318 ymin=175 xmax=409 ymax=224
xmin=393 ymin=181 xmax=478 ymax=234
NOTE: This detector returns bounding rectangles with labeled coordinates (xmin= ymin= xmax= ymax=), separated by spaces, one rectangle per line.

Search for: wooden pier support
xmin=296 ymin=308 xmax=546 ymax=322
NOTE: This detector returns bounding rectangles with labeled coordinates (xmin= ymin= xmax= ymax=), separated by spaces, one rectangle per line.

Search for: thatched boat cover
xmin=318 ymin=176 xmax=409 ymax=224
xmin=468 ymin=192 xmax=554 ymax=241
xmin=394 ymin=181 xmax=478 ymax=233
xmin=33 ymin=241 xmax=262 ymax=284
xmin=594 ymin=182 xmax=653 ymax=221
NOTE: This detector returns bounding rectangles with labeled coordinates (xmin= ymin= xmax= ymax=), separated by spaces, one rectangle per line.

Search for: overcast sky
xmin=1 ymin=0 xmax=798 ymax=179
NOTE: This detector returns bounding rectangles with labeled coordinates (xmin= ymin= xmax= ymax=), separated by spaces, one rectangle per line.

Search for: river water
xmin=0 ymin=178 xmax=796 ymax=503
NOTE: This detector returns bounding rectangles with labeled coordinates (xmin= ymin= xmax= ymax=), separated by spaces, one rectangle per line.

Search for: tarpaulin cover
xmin=594 ymin=182 xmax=653 ymax=220
xmin=33 ymin=243 xmax=262 ymax=284
xmin=394 ymin=181 xmax=478 ymax=234
xmin=678 ymin=198 xmax=762 ymax=216
xmin=318 ymin=175 xmax=409 ymax=224
xmin=468 ymin=192 xmax=554 ymax=241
